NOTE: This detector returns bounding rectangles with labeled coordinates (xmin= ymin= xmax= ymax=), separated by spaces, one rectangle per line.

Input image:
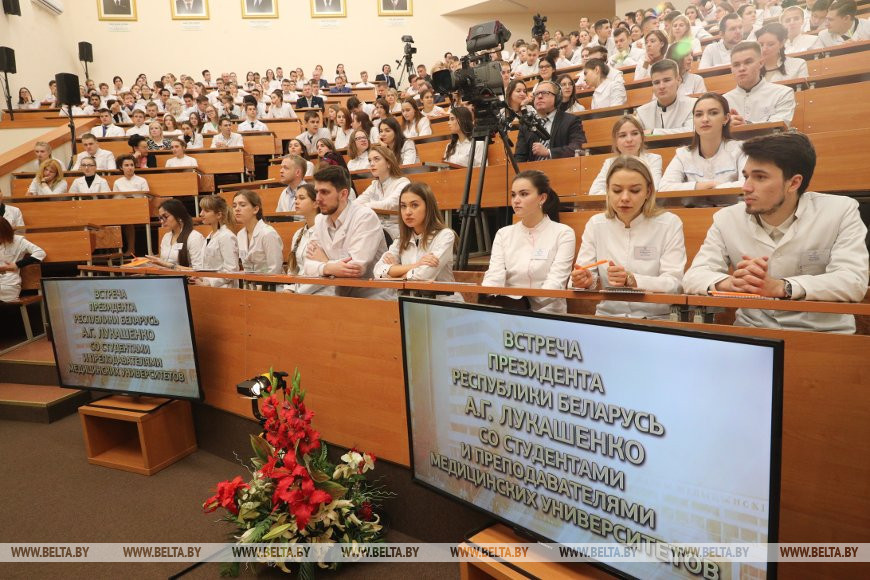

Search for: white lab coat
xmin=764 ymin=58 xmax=808 ymax=82
xmin=482 ymin=217 xmax=576 ymax=314
xmin=356 ymin=176 xmax=410 ymax=240
xmin=302 ymin=202 xmax=392 ymax=300
xmin=443 ymin=139 xmax=486 ymax=167
xmin=69 ymin=175 xmax=110 ymax=194
xmin=699 ymin=40 xmax=732 ymax=69
xmin=574 ymin=211 xmax=686 ymax=319
xmin=166 ymin=155 xmax=198 ymax=168
xmin=73 ymin=149 xmax=116 ymax=171
xmin=679 ymin=73 xmax=707 ymax=96
xmin=1 ymin=204 xmax=24 ymax=229
xmin=659 ymin=140 xmax=747 ymax=192
xmin=683 ymin=192 xmax=869 ymax=333
xmin=588 ymin=153 xmax=663 ymax=195
xmin=159 ymin=229 xmax=205 ymax=270
xmin=591 ymin=78 xmax=628 ymax=109
xmin=635 ymin=95 xmax=695 ymax=135
xmin=27 ymin=179 xmax=68 ymax=196
xmin=285 ymin=224 xmax=335 ymax=296
xmin=402 ymin=117 xmax=432 ymax=138
xmin=374 ymin=228 xmax=462 ymax=301
xmin=237 ymin=220 xmax=284 ymax=274
xmin=785 ymin=34 xmax=822 ymax=54
xmin=724 ymin=79 xmax=796 ymax=126
xmin=200 ymin=225 xmax=239 ymax=288
xmin=0 ymin=236 xmax=46 ymax=302
xmin=211 ymin=132 xmax=245 ymax=148
xmin=818 ymin=18 xmax=870 ymax=47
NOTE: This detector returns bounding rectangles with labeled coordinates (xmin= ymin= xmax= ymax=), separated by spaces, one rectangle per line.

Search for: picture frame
xmin=310 ymin=0 xmax=345 ymax=18
xmin=97 ymin=0 xmax=138 ymax=21
xmin=378 ymin=0 xmax=412 ymax=17
xmin=170 ymin=0 xmax=210 ymax=20
xmin=241 ymin=0 xmax=278 ymax=19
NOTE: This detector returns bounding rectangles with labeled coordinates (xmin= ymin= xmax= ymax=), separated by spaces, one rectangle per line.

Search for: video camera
xmin=431 ymin=21 xmax=511 ymax=134
xmin=532 ymin=13 xmax=547 ymax=42
xmin=402 ymin=35 xmax=417 ymax=57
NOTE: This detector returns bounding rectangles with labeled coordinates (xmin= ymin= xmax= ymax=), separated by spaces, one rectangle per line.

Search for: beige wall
xmin=1 ymin=1 xmax=616 ymax=100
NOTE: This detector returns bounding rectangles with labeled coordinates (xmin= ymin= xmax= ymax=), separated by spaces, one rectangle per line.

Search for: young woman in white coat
xmin=482 ymin=170 xmax=576 ymax=314
xmin=147 ymin=198 xmax=205 ymax=270
xmin=374 ymin=182 xmax=461 ymax=300
xmin=233 ymin=189 xmax=284 ymax=274
xmin=659 ymin=92 xmax=747 ymax=191
xmin=192 ymin=195 xmax=239 ymax=288
xmin=285 ymin=183 xmax=335 ymax=296
xmin=572 ymin=155 xmax=687 ymax=319
xmin=0 ymin=217 xmax=45 ymax=302
xmin=356 ymin=144 xmax=410 ymax=241
xmin=588 ymin=115 xmax=663 ymax=194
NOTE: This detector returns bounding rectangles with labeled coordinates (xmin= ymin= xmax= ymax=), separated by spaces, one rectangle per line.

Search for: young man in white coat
xmin=683 ymin=132 xmax=869 ymax=333
xmin=724 ymin=41 xmax=796 ymax=127
xmin=303 ymin=165 xmax=393 ymax=300
xmin=635 ymin=60 xmax=695 ymax=135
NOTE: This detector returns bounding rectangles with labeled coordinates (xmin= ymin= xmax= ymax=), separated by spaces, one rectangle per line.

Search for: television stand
xmin=78 ymin=396 xmax=197 ymax=476
xmin=459 ymin=523 xmax=614 ymax=580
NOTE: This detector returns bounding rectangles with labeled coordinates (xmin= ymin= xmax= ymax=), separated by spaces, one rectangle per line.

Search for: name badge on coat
xmin=634 ymin=246 xmax=658 ymax=260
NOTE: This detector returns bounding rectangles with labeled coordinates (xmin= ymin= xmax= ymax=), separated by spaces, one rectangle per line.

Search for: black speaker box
xmin=0 ymin=47 xmax=15 ymax=74
xmin=78 ymin=41 xmax=93 ymax=63
xmin=55 ymin=72 xmax=80 ymax=107
xmin=2 ymin=0 xmax=21 ymax=16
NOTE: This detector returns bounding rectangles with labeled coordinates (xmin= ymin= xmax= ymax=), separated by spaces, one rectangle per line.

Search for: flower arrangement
xmin=203 ymin=370 xmax=389 ymax=577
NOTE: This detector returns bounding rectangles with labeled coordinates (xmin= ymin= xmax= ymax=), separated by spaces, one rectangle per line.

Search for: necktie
xmin=102 ymin=126 xmax=107 ymax=136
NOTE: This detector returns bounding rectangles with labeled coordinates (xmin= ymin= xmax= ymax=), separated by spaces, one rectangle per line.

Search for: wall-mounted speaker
xmin=2 ymin=0 xmax=21 ymax=16
xmin=0 ymin=47 xmax=16 ymax=74
xmin=78 ymin=41 xmax=93 ymax=63
xmin=55 ymin=72 xmax=80 ymax=107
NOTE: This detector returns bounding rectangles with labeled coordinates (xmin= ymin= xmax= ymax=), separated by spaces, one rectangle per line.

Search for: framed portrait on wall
xmin=97 ymin=0 xmax=137 ymax=21
xmin=171 ymin=0 xmax=210 ymax=20
xmin=242 ymin=0 xmax=278 ymax=18
xmin=378 ymin=0 xmax=412 ymax=17
xmin=311 ymin=0 xmax=345 ymax=18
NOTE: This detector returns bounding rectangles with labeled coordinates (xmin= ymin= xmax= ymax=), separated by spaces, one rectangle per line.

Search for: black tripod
xmin=1 ymin=70 xmax=13 ymax=121
xmin=65 ymin=104 xmax=78 ymax=171
xmin=456 ymin=113 xmax=520 ymax=269
xmin=396 ymin=52 xmax=414 ymax=88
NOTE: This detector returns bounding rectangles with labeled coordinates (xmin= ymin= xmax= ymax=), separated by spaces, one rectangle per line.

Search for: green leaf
xmin=309 ymin=469 xmax=330 ymax=483
xmin=220 ymin=561 xmax=240 ymax=577
xmin=250 ymin=434 xmax=274 ymax=462
xmin=262 ymin=522 xmax=294 ymax=541
xmin=316 ymin=480 xmax=348 ymax=500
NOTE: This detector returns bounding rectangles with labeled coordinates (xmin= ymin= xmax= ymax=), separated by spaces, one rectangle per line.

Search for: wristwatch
xmin=782 ymin=279 xmax=793 ymax=300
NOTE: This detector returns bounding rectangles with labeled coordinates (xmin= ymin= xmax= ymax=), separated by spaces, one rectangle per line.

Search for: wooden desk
xmin=11 ymin=169 xmax=201 ymax=197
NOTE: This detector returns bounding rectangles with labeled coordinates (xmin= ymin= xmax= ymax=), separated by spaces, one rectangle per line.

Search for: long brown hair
xmin=199 ymin=195 xmax=234 ymax=228
xmin=689 ymin=92 xmax=732 ymax=151
xmin=444 ymin=106 xmax=473 ymax=161
xmin=287 ymin=183 xmax=318 ymax=274
xmin=513 ymin=170 xmax=561 ymax=222
xmin=159 ymin=198 xmax=194 ymax=267
xmin=0 ymin=217 xmax=14 ymax=244
xmin=397 ymin=182 xmax=452 ymax=253
xmin=369 ymin=144 xmax=402 ymax=179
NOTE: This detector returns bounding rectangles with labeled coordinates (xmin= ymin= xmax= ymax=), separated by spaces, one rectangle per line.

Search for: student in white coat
xmin=275 ymin=154 xmax=308 ymax=212
xmin=284 ymin=184 xmax=335 ymax=296
xmin=585 ymin=59 xmax=627 ymax=109
xmin=211 ymin=117 xmax=245 ymax=149
xmin=725 ymin=42 xmax=797 ymax=127
xmin=572 ymin=155 xmax=686 ymax=319
xmin=818 ymin=0 xmax=870 ymax=46
xmin=232 ymin=189 xmax=284 ymax=274
xmin=442 ymin=107 xmax=485 ymax=167
xmin=165 ymin=139 xmax=199 ymax=168
xmin=72 ymin=134 xmax=117 ymax=171
xmin=374 ymin=182 xmax=461 ymax=300
xmin=69 ymin=156 xmax=110 ymax=194
xmin=0 ymin=218 xmax=45 ymax=302
xmin=482 ymin=170 xmax=576 ymax=314
xmin=112 ymin=155 xmax=150 ymax=196
xmin=399 ymin=99 xmax=432 ymax=139
xmin=660 ymin=92 xmax=747 ymax=191
xmin=146 ymin=199 xmax=205 ymax=270
xmin=588 ymin=115 xmax=663 ymax=195
xmin=635 ymin=59 xmax=695 ymax=135
xmin=27 ymin=159 xmax=68 ymax=195
xmin=667 ymin=46 xmax=707 ymax=96
xmin=346 ymin=130 xmax=373 ymax=172
xmin=192 ymin=195 xmax=239 ymax=288
xmin=0 ymin=203 xmax=24 ymax=230
xmin=684 ymin=132 xmax=869 ymax=333
xmin=633 ymin=30 xmax=669 ymax=81
xmin=378 ymin=116 xmax=419 ymax=165
xmin=699 ymin=13 xmax=744 ymax=69
xmin=757 ymin=24 xmax=809 ymax=82
xmin=780 ymin=6 xmax=823 ymax=53
xmin=356 ymin=145 xmax=410 ymax=241
xmin=303 ymin=165 xmax=393 ymax=300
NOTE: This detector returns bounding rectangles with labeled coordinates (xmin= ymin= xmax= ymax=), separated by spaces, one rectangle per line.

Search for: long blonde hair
xmin=604 ymin=155 xmax=662 ymax=219
xmin=38 ymin=159 xmax=65 ymax=187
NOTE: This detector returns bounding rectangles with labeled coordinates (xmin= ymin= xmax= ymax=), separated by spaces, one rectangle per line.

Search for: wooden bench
xmin=4 ymin=263 xmax=44 ymax=340
xmin=15 ymin=197 xmax=151 ymax=229
xmin=26 ymin=229 xmax=101 ymax=264
xmin=11 ymin=169 xmax=201 ymax=197
xmin=159 ymin=219 xmax=303 ymax=263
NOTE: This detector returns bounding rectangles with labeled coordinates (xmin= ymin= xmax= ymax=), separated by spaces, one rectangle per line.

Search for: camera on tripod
xmin=401 ymin=35 xmax=417 ymax=56
xmin=532 ymin=13 xmax=547 ymax=42
xmin=431 ymin=21 xmax=511 ymax=134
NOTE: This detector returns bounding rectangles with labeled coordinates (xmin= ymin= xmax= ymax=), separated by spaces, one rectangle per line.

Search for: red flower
xmin=272 ymin=473 xmax=332 ymax=529
xmin=358 ymin=501 xmax=373 ymax=521
xmin=203 ymin=476 xmax=249 ymax=515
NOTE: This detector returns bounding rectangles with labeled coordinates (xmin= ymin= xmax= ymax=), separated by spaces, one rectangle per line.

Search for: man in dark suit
xmin=514 ymin=80 xmax=586 ymax=162
xmin=103 ymin=0 xmax=131 ymax=15
xmin=245 ymin=0 xmax=273 ymax=13
xmin=375 ymin=64 xmax=397 ymax=90
xmin=382 ymin=0 xmax=408 ymax=11
xmin=295 ymin=82 xmax=324 ymax=110
xmin=175 ymin=0 xmax=205 ymax=16
xmin=314 ymin=0 xmax=342 ymax=13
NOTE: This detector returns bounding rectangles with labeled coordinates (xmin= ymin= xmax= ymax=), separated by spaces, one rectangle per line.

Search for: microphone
xmin=520 ymin=109 xmax=550 ymax=141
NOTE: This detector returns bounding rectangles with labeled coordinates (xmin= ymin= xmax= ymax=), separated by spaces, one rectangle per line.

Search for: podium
xmin=78 ymin=396 xmax=197 ymax=476
xmin=459 ymin=524 xmax=614 ymax=580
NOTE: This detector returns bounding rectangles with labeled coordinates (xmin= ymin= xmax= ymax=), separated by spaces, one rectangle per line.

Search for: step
xmin=0 ymin=337 xmax=59 ymax=386
xmin=0 ymin=383 xmax=91 ymax=423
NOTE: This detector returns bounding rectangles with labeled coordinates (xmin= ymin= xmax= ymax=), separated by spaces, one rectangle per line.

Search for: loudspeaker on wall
xmin=0 ymin=47 xmax=16 ymax=74
xmin=55 ymin=72 xmax=80 ymax=107
xmin=78 ymin=42 xmax=93 ymax=63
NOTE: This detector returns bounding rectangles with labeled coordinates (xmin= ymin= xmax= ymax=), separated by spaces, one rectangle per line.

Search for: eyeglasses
xmin=354 ymin=136 xmax=369 ymax=141
xmin=534 ymin=91 xmax=557 ymax=98
xmin=80 ymin=164 xmax=96 ymax=168
xmin=158 ymin=214 xmax=170 ymax=222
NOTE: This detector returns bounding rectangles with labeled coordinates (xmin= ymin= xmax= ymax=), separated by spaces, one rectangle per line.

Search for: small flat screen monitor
xmin=42 ymin=276 xmax=203 ymax=401
xmin=400 ymin=298 xmax=782 ymax=579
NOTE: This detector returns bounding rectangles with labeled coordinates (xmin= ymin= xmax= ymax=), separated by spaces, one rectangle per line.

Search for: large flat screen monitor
xmin=400 ymin=297 xmax=782 ymax=579
xmin=42 ymin=276 xmax=203 ymax=401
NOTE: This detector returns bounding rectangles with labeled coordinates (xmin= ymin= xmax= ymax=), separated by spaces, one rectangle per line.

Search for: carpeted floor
xmin=0 ymin=413 xmax=458 ymax=579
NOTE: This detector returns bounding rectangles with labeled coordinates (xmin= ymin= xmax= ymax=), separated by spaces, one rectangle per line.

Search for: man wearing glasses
xmin=514 ymin=80 xmax=586 ymax=162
